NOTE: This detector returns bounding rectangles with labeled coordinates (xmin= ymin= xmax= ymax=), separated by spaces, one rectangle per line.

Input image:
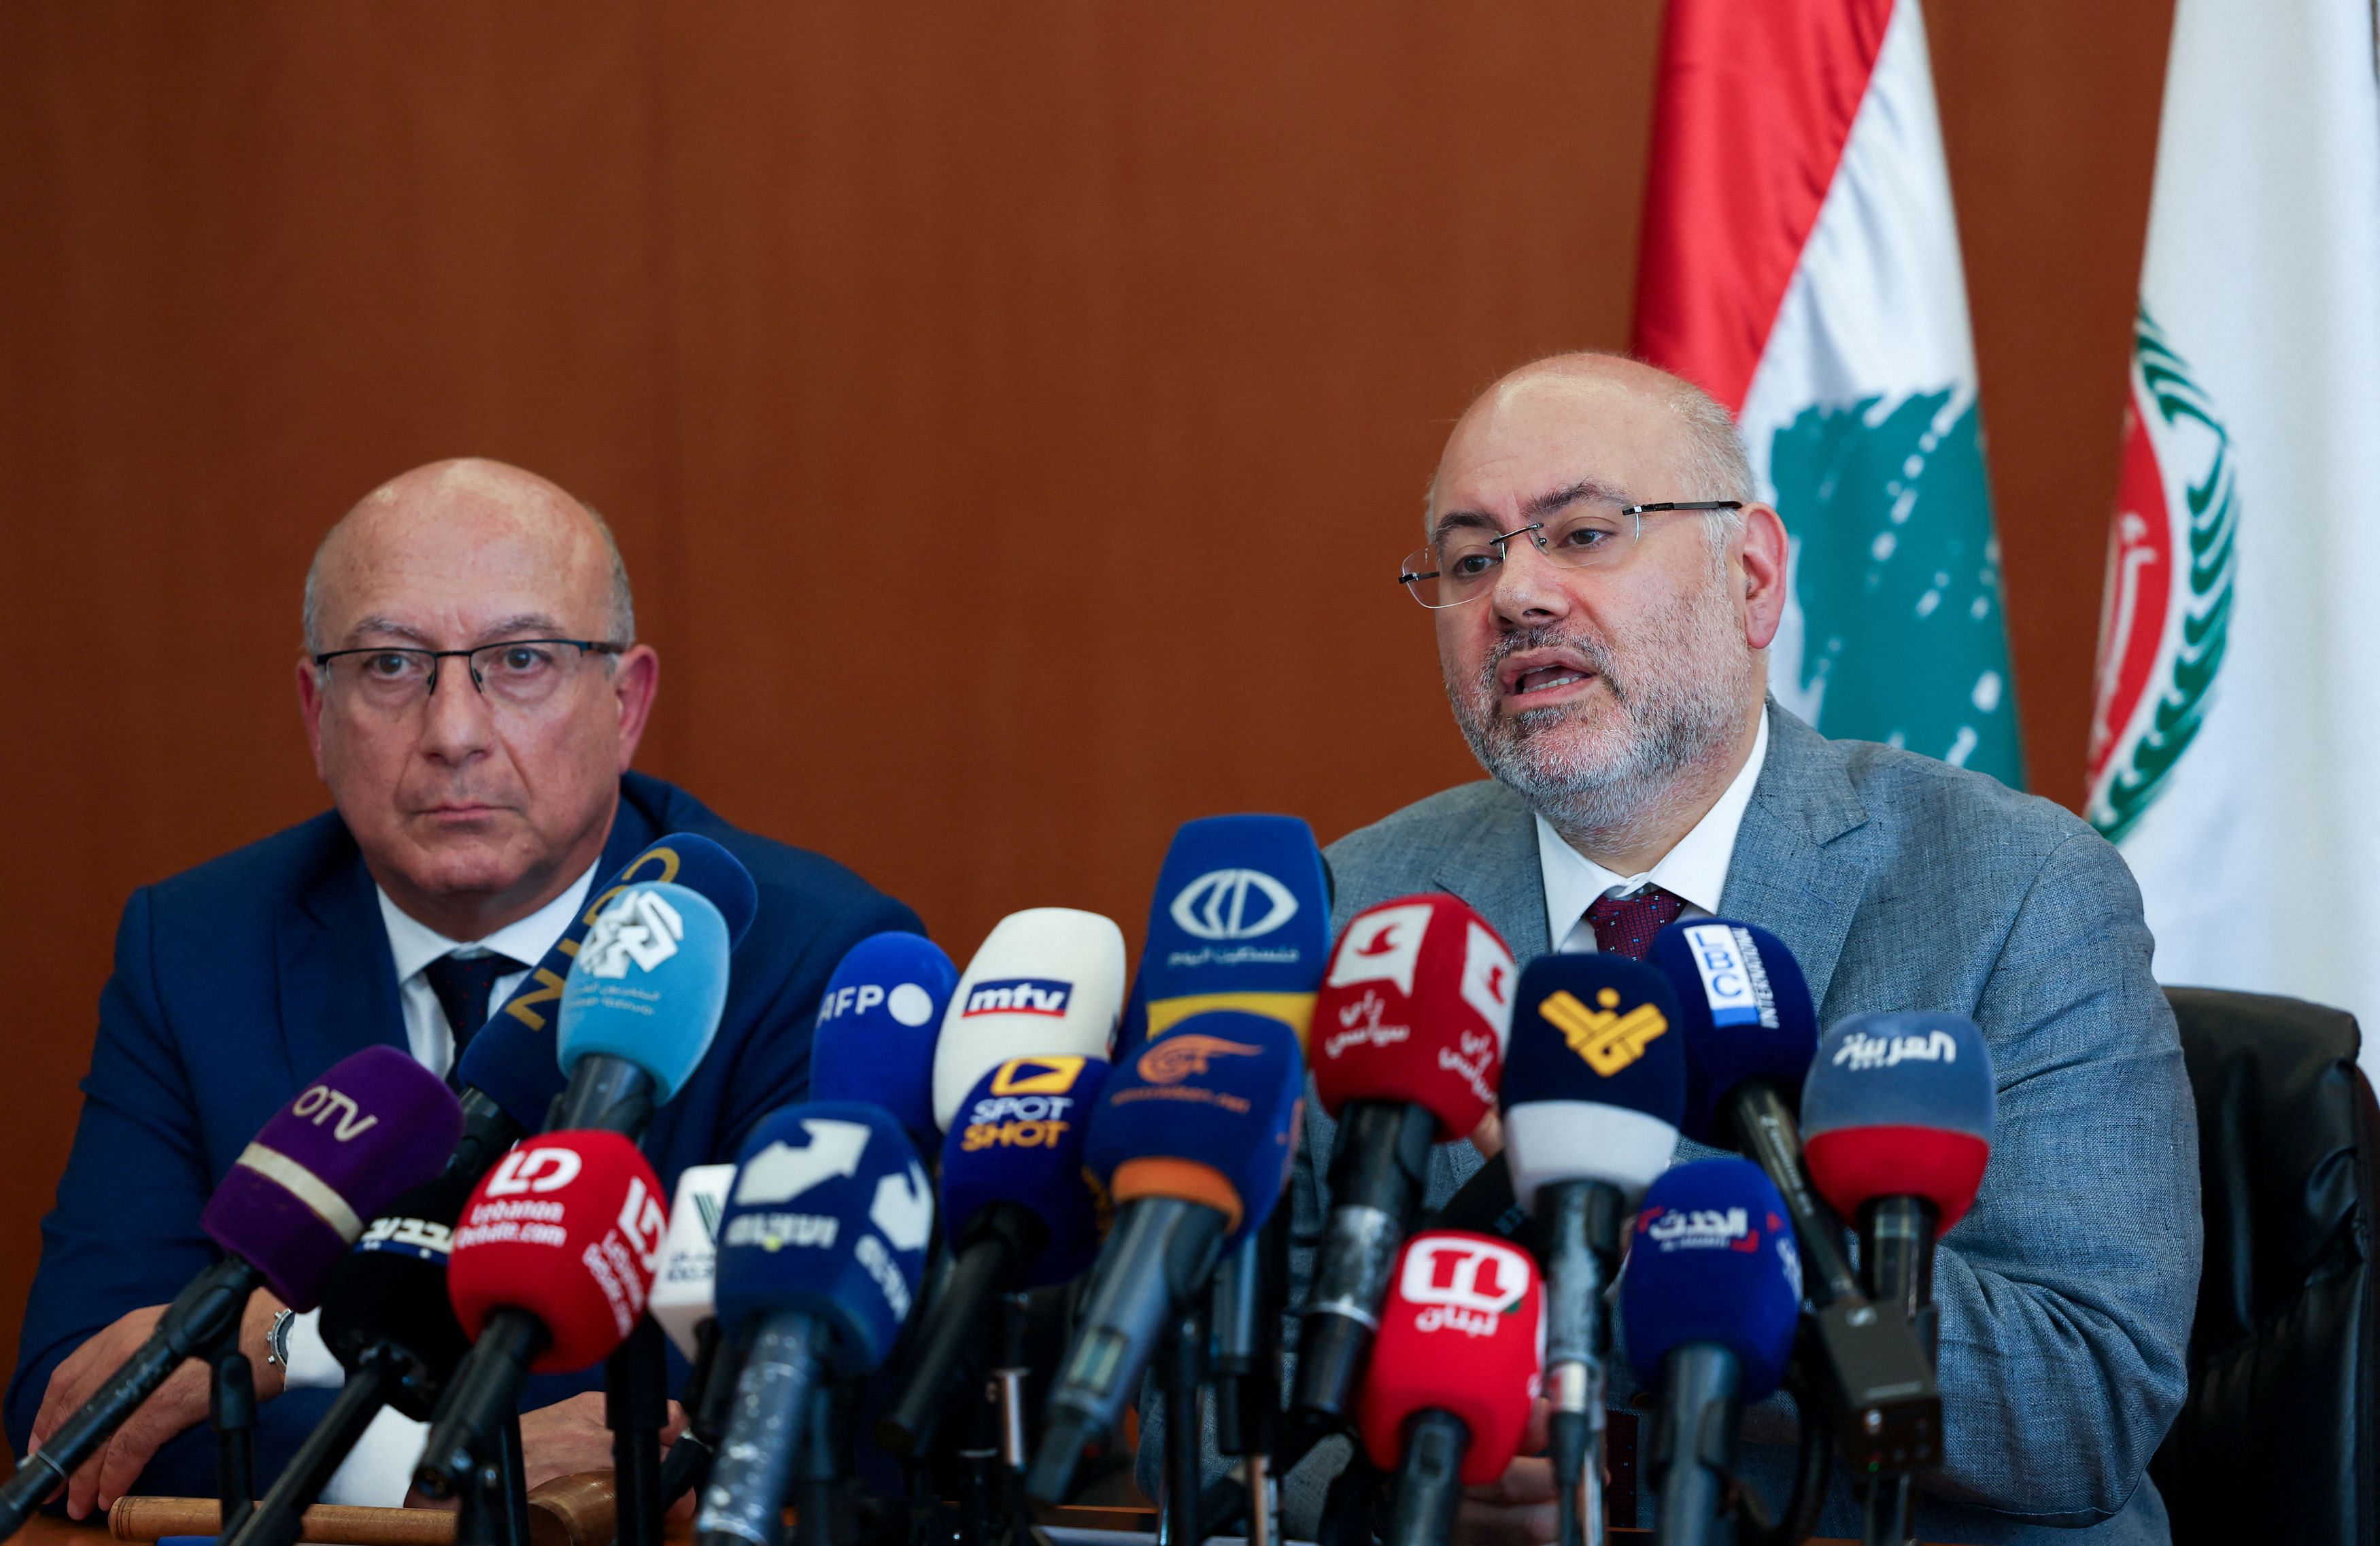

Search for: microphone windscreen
xmin=1620 ymin=1157 xmax=1802 ymax=1403
xmin=318 ymin=1167 xmax=479 ymax=1413
xmin=1356 ymin=1231 xmax=1544 ymax=1485
xmin=713 ymin=1102 xmax=934 ymax=1376
xmin=1083 ymin=1010 xmax=1304 ymax=1243
xmin=201 ymin=1046 xmax=462 ymax=1311
xmin=650 ymin=1163 xmax=737 ymax=1360
xmin=932 ymin=909 xmax=1127 ymax=1132
xmin=1499 ymin=955 xmax=1686 ymax=1210
xmin=1310 ymin=895 xmax=1516 ymax=1139
xmin=1803 ymin=1012 xmax=1995 ymax=1228
xmin=1648 ymin=919 xmax=1818 ymax=1146
xmin=941 ymin=1056 xmax=1112 ymax=1286
xmin=1134 ymin=815 xmax=1333 ymax=1052
xmin=462 ymin=834 xmax=758 ymax=1127
xmin=811 ymin=932 xmax=958 ymax=1137
xmin=447 ymin=1130 xmax=670 ymax=1373
xmin=556 ymin=881 xmax=732 ymax=1103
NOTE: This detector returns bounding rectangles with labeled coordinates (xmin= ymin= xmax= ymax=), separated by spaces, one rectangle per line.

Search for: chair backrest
xmin=2151 ymin=986 xmax=2378 ymax=1546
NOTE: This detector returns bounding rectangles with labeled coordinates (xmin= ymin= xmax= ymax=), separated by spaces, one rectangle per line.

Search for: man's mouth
xmin=1495 ymin=648 xmax=1603 ymax=708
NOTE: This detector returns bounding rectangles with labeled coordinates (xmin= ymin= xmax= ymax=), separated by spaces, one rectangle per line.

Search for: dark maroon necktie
xmin=1584 ymin=885 xmax=1688 ymax=961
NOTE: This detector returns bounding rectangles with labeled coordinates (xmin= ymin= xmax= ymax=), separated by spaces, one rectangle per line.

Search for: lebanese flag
xmin=2085 ymin=0 xmax=2380 ymax=1054
xmin=1632 ymin=0 xmax=2024 ymax=788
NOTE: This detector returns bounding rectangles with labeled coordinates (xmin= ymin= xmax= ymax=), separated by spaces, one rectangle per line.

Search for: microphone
xmin=1132 ymin=814 xmax=1333 ymax=1053
xmin=1646 ymin=920 xmax=1940 ymax=1473
xmin=810 ymin=932 xmax=959 ymax=1142
xmin=931 ymin=908 xmax=1126 ymax=1134
xmin=1026 ymin=1010 xmax=1304 ymax=1504
xmin=456 ymin=834 xmax=758 ymax=1172
xmin=1355 ymin=1232 xmax=1544 ymax=1546
xmin=0 ymin=1048 xmax=461 ymax=1534
xmin=1295 ymin=895 xmax=1516 ymax=1432
xmin=647 ymin=1165 xmax=739 ymax=1507
xmin=1499 ymin=955 xmax=1686 ymax=1546
xmin=413 ymin=1131 xmax=671 ymax=1498
xmin=877 ymin=1054 xmax=1110 ymax=1456
xmin=1619 ymin=1158 xmax=1801 ymax=1546
xmin=549 ymin=880 xmax=734 ymax=1136
xmin=692 ymin=1103 xmax=933 ymax=1546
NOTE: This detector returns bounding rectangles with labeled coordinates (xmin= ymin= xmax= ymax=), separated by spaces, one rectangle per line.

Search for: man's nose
xmin=417 ymin=662 xmax=497 ymax=762
xmin=1489 ymin=538 xmax=1573 ymax=627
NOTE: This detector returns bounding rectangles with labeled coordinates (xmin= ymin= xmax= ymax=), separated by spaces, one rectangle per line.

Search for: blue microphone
xmin=694 ymin=1103 xmax=933 ymax=1546
xmin=551 ymin=879 xmax=734 ymax=1137
xmin=877 ymin=1054 xmax=1111 ymax=1454
xmin=456 ymin=834 xmax=758 ymax=1161
xmin=1127 ymin=814 xmax=1333 ymax=1057
xmin=1621 ymin=1158 xmax=1801 ymax=1546
xmin=1648 ymin=921 xmax=1941 ymax=1475
xmin=1499 ymin=955 xmax=1687 ymax=1546
xmin=810 ymin=931 xmax=959 ymax=1141
xmin=1027 ymin=1010 xmax=1304 ymax=1502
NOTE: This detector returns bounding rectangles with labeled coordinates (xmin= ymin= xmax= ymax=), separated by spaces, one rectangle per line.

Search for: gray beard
xmin=1448 ymin=582 xmax=1752 ymax=855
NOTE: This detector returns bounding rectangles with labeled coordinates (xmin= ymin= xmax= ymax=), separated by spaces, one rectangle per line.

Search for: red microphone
xmin=417 ymin=1131 xmax=670 ymax=1496
xmin=1357 ymin=1231 xmax=1544 ymax=1546
xmin=1297 ymin=895 xmax=1516 ymax=1432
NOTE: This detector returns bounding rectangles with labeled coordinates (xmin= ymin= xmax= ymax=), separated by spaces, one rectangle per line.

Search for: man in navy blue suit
xmin=5 ymin=458 xmax=921 ymax=1514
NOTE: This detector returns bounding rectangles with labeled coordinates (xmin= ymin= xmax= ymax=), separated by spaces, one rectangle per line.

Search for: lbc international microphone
xmin=1647 ymin=920 xmax=1940 ymax=1473
xmin=691 ymin=1104 xmax=934 ymax=1546
xmin=413 ymin=1131 xmax=671 ymax=1499
xmin=0 ymin=1048 xmax=460 ymax=1534
xmin=1026 ymin=1010 xmax=1304 ymax=1505
xmin=877 ymin=1054 xmax=1110 ymax=1456
xmin=810 ymin=932 xmax=959 ymax=1143
xmin=1296 ymin=895 xmax=1516 ymax=1432
xmin=456 ymin=834 xmax=758 ymax=1173
xmin=1620 ymin=1159 xmax=1802 ymax=1546
xmin=931 ymin=909 xmax=1127 ymax=1135
xmin=1355 ymin=1232 xmax=1544 ymax=1546
xmin=1130 ymin=814 xmax=1333 ymax=1054
xmin=1499 ymin=955 xmax=1686 ymax=1546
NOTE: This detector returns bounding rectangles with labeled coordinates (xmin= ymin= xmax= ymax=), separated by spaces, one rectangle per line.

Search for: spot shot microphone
xmin=932 ymin=909 xmax=1127 ymax=1135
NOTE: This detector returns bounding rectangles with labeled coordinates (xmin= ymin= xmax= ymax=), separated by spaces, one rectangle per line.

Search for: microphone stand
xmin=1859 ymin=1197 xmax=1940 ymax=1546
xmin=607 ymin=1318 xmax=670 ymax=1546
xmin=792 ymin=1381 xmax=843 ymax=1546
xmin=1158 ymin=1307 xmax=1207 ymax=1546
xmin=208 ymin=1341 xmax=259 ymax=1534
xmin=449 ymin=1413 xmax=532 ymax=1546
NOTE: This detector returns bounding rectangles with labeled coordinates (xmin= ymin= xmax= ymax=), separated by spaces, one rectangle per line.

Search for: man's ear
xmin=295 ymin=655 xmax=329 ymax=783
xmin=1738 ymin=504 xmax=1789 ymax=651
xmin=609 ymin=645 xmax=662 ymax=771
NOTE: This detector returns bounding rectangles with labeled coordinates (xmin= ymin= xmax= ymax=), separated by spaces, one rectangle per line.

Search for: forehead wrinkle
xmin=1521 ymin=477 xmax=1635 ymax=521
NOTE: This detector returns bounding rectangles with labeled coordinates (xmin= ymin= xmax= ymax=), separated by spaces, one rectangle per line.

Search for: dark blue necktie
xmin=422 ymin=950 xmax=526 ymax=1086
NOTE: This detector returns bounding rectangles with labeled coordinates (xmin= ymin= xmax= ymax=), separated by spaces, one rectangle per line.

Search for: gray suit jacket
xmin=1276 ymin=708 xmax=2201 ymax=1544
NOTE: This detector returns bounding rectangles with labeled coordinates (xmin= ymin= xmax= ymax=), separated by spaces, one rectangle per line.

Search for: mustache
xmin=1476 ymin=625 xmax=1625 ymax=705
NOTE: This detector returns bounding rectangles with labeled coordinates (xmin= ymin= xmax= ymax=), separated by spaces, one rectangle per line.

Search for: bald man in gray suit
xmin=1272 ymin=356 xmax=2198 ymax=1545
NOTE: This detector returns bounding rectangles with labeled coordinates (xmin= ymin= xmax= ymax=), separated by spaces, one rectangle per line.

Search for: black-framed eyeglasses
xmin=311 ymin=638 xmax=624 ymax=714
xmin=1397 ymin=500 xmax=1744 ymax=609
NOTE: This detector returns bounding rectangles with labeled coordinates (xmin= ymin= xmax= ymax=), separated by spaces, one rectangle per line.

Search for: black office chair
xmin=2149 ymin=986 xmax=2379 ymax=1546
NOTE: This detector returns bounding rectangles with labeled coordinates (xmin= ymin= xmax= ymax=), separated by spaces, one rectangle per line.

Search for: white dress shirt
xmin=1536 ymin=708 xmax=1771 ymax=952
xmin=286 ymin=861 xmax=600 ymax=1505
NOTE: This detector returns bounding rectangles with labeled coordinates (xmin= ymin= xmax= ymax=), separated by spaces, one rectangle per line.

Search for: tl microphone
xmin=1499 ymin=955 xmax=1686 ymax=1546
xmin=549 ymin=880 xmax=734 ymax=1136
xmin=931 ymin=908 xmax=1127 ymax=1135
xmin=1026 ymin=1010 xmax=1304 ymax=1505
xmin=0 ymin=1048 xmax=462 ymax=1534
xmin=1131 ymin=814 xmax=1334 ymax=1054
xmin=413 ymin=1131 xmax=671 ymax=1499
xmin=810 ymin=931 xmax=959 ymax=1142
xmin=877 ymin=1054 xmax=1110 ymax=1456
xmin=1296 ymin=895 xmax=1516 ymax=1432
xmin=1647 ymin=920 xmax=1940 ymax=1473
xmin=1620 ymin=1158 xmax=1801 ymax=1546
xmin=1355 ymin=1232 xmax=1544 ymax=1546
xmin=692 ymin=1103 xmax=933 ymax=1546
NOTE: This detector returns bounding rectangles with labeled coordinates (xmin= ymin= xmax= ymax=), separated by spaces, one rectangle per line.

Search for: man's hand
xmin=513 ymin=1393 xmax=692 ymax=1520
xmin=1452 ymin=1396 xmax=1556 ymax=1546
xmin=29 ymin=1293 xmax=288 ymax=1519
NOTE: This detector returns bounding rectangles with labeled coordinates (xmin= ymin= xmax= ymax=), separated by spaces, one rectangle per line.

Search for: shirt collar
xmin=1536 ymin=706 xmax=1771 ymax=946
xmin=376 ymin=860 xmax=602 ymax=983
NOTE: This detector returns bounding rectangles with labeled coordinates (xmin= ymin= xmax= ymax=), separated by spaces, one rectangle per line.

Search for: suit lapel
xmin=1718 ymin=706 xmax=1871 ymax=1012
xmin=1429 ymin=788 xmax=1552 ymax=961
xmin=276 ymin=840 xmax=409 ymax=1084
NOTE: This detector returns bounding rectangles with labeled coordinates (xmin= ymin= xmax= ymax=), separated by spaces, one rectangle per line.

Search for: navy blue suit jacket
xmin=5 ymin=772 xmax=922 ymax=1498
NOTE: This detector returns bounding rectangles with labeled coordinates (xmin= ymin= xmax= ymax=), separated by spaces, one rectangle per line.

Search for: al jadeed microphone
xmin=1647 ymin=919 xmax=1940 ymax=1474
xmin=1025 ymin=1010 xmax=1304 ymax=1503
xmin=1295 ymin=895 xmax=1516 ymax=1431
xmin=1355 ymin=1231 xmax=1544 ymax=1546
xmin=931 ymin=908 xmax=1126 ymax=1135
xmin=1132 ymin=814 xmax=1333 ymax=1053
xmin=0 ymin=1048 xmax=460 ymax=1534
xmin=811 ymin=931 xmax=959 ymax=1141
xmin=1499 ymin=955 xmax=1686 ymax=1546
xmin=877 ymin=1054 xmax=1110 ymax=1456
xmin=692 ymin=1104 xmax=933 ymax=1546
xmin=1620 ymin=1158 xmax=1802 ymax=1546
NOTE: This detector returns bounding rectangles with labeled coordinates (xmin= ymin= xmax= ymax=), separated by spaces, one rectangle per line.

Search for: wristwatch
xmin=265 ymin=1307 xmax=295 ymax=1370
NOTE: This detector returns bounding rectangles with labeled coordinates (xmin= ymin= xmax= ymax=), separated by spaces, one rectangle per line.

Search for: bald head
xmin=303 ymin=458 xmax=634 ymax=654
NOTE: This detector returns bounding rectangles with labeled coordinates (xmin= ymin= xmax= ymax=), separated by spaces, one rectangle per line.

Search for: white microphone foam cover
xmin=1501 ymin=1101 xmax=1678 ymax=1213
xmin=932 ymin=908 xmax=1127 ymax=1131
xmin=650 ymin=1163 xmax=736 ymax=1360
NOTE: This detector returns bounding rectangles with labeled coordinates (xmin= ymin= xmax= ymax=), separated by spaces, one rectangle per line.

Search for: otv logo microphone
xmin=1169 ymin=868 xmax=1301 ymax=942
